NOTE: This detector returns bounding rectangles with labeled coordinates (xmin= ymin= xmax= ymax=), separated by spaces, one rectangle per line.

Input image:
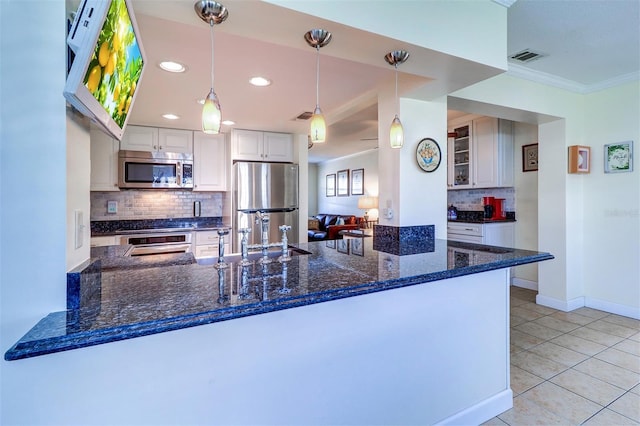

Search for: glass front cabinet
xmin=447 ymin=122 xmax=472 ymax=189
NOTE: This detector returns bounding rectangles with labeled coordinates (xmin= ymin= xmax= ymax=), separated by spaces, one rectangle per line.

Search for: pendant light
xmin=304 ymin=29 xmax=332 ymax=144
xmin=195 ymin=1 xmax=228 ymax=134
xmin=384 ymin=50 xmax=409 ymax=148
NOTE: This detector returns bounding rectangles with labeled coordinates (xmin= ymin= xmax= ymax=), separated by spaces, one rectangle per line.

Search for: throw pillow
xmin=336 ymin=217 xmax=345 ymax=225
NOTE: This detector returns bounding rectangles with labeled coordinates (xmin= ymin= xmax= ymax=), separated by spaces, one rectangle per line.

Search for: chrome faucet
xmin=214 ymin=227 xmax=230 ymax=269
xmin=255 ymin=211 xmax=271 ymax=262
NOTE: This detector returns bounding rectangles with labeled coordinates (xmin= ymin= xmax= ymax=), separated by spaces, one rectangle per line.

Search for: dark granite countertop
xmin=448 ymin=218 xmax=517 ymax=224
xmin=5 ymin=238 xmax=553 ymax=360
xmin=91 ymin=216 xmax=229 ymax=236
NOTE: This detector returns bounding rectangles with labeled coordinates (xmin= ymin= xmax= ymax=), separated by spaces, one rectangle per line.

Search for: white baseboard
xmin=536 ymin=294 xmax=640 ymax=319
xmin=536 ymin=294 xmax=585 ymax=312
xmin=511 ymin=277 xmax=538 ymax=291
xmin=437 ymin=389 xmax=513 ymax=426
xmin=585 ymin=297 xmax=640 ymax=320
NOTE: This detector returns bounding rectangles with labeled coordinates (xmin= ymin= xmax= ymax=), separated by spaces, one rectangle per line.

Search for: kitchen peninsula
xmin=6 ymin=237 xmax=552 ymax=425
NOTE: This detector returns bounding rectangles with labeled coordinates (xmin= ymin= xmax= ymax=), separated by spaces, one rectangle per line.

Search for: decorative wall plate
xmin=416 ymin=138 xmax=441 ymax=172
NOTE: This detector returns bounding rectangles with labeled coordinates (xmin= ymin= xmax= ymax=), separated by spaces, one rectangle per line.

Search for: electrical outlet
xmin=107 ymin=200 xmax=118 ymax=214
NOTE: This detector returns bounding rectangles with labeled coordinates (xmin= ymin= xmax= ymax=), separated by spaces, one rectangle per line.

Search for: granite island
xmin=5 ymin=236 xmax=552 ymax=425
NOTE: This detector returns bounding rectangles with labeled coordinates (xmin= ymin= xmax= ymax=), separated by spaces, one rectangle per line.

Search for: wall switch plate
xmin=107 ymin=200 xmax=118 ymax=214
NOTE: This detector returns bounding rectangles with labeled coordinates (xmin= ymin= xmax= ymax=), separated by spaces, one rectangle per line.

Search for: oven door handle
xmin=124 ymin=243 xmax=192 ymax=257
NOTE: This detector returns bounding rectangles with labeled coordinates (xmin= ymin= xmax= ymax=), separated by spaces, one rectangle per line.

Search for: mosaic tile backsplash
xmin=447 ymin=187 xmax=516 ymax=212
xmin=91 ymin=190 xmax=225 ymax=221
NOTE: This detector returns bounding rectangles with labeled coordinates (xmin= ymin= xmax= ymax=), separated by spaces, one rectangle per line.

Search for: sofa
xmin=308 ymin=213 xmax=361 ymax=241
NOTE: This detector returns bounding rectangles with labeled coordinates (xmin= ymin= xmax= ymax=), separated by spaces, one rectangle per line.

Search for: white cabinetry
xmin=447 ymin=222 xmax=515 ymax=247
xmin=194 ymin=231 xmax=230 ymax=259
xmin=473 ymin=117 xmax=514 ymax=188
xmin=90 ymin=236 xmax=117 ymax=247
xmin=90 ymin=127 xmax=120 ymax=191
xmin=447 ymin=117 xmax=513 ymax=189
xmin=231 ymin=129 xmax=293 ymax=162
xmin=120 ymin=125 xmax=192 ymax=153
xmin=193 ymin=132 xmax=227 ymax=191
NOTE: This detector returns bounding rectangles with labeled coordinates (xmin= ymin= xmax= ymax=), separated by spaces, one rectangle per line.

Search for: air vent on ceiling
xmin=295 ymin=111 xmax=313 ymax=121
xmin=509 ymin=49 xmax=546 ymax=63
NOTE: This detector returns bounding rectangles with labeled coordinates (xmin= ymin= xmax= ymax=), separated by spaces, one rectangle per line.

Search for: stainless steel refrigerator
xmin=232 ymin=161 xmax=299 ymax=252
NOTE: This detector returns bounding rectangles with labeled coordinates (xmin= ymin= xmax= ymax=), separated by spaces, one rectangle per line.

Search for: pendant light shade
xmin=202 ymin=88 xmax=221 ymax=134
xmin=305 ymin=29 xmax=332 ymax=144
xmin=195 ymin=1 xmax=228 ymax=134
xmin=384 ymin=50 xmax=409 ymax=149
xmin=310 ymin=105 xmax=326 ymax=143
xmin=389 ymin=115 xmax=404 ymax=148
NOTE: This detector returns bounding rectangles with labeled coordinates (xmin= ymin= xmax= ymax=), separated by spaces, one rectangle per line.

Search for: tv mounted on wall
xmin=64 ymin=0 xmax=146 ymax=141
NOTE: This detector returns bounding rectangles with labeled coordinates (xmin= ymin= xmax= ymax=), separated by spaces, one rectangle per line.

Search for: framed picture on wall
xmin=568 ymin=145 xmax=590 ymax=174
xmin=337 ymin=169 xmax=349 ymax=196
xmin=604 ymin=141 xmax=633 ymax=173
xmin=326 ymin=174 xmax=336 ymax=197
xmin=351 ymin=168 xmax=364 ymax=195
xmin=522 ymin=143 xmax=539 ymax=172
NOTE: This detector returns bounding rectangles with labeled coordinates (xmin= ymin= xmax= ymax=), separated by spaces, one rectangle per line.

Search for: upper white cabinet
xmin=448 ymin=122 xmax=473 ymax=189
xmin=231 ymin=129 xmax=293 ymax=162
xmin=447 ymin=116 xmax=514 ymax=189
xmin=193 ymin=132 xmax=227 ymax=191
xmin=120 ymin=125 xmax=192 ymax=154
xmin=90 ymin=127 xmax=120 ymax=191
xmin=473 ymin=117 xmax=514 ymax=188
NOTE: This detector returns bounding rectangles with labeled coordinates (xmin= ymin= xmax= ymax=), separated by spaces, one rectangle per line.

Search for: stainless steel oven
xmin=118 ymin=229 xmax=193 ymax=256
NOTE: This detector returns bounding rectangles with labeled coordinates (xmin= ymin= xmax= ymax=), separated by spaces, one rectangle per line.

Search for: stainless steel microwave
xmin=118 ymin=150 xmax=193 ymax=189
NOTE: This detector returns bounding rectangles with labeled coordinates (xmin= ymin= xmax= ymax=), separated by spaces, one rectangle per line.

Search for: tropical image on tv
xmin=83 ymin=0 xmax=143 ymax=127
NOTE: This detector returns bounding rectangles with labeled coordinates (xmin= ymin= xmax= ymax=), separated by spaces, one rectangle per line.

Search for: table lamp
xmin=357 ymin=196 xmax=378 ymax=222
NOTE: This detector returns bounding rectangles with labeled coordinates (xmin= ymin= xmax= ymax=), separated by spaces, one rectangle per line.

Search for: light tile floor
xmin=484 ymin=287 xmax=640 ymax=425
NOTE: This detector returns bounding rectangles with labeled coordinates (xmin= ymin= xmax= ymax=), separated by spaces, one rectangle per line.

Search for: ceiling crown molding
xmin=491 ymin=0 xmax=518 ymax=7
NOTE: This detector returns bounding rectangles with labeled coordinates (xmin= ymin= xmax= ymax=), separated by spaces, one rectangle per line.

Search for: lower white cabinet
xmin=193 ymin=132 xmax=227 ymax=191
xmin=447 ymin=222 xmax=515 ymax=247
xmin=194 ymin=231 xmax=230 ymax=259
xmin=90 ymin=127 xmax=120 ymax=191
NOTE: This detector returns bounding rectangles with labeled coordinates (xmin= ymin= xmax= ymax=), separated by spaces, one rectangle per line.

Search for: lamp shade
xmin=309 ymin=106 xmax=326 ymax=143
xmin=358 ymin=196 xmax=378 ymax=210
xmin=389 ymin=115 xmax=404 ymax=148
xmin=202 ymin=88 xmax=221 ymax=134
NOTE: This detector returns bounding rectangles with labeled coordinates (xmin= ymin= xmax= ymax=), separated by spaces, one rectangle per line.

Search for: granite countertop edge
xmin=5 ymin=249 xmax=553 ymax=361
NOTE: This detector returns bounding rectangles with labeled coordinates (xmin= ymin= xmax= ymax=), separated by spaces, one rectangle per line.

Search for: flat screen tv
xmin=64 ymin=0 xmax=146 ymax=141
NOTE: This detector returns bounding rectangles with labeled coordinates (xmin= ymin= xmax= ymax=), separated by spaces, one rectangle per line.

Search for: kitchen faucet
xmin=238 ymin=211 xmax=292 ymax=264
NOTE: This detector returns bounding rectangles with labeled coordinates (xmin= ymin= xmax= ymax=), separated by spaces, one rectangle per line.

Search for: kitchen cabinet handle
xmin=464 ymin=228 xmax=474 ymax=231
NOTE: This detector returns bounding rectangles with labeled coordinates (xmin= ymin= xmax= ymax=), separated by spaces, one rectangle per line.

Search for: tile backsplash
xmin=91 ymin=190 xmax=224 ymax=221
xmin=447 ymin=187 xmax=516 ymax=212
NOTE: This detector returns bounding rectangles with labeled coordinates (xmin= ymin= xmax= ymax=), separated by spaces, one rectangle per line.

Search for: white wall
xmin=66 ymin=113 xmax=91 ymax=271
xmin=512 ymin=122 xmax=539 ymax=287
xmin=582 ymin=82 xmax=640 ymax=317
xmin=308 ymin=163 xmax=318 ymax=216
xmin=452 ymin=74 xmax=639 ymax=318
xmin=316 ymin=149 xmax=378 ymax=218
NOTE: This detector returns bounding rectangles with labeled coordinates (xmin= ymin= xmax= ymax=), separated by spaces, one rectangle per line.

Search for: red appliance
xmin=482 ymin=197 xmax=495 ymax=219
xmin=492 ymin=198 xmax=505 ymax=220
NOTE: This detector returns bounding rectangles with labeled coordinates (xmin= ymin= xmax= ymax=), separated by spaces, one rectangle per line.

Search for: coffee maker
xmin=482 ymin=196 xmax=494 ymax=219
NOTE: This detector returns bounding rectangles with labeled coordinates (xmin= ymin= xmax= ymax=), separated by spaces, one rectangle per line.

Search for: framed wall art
xmin=522 ymin=143 xmax=538 ymax=172
xmin=337 ymin=169 xmax=349 ymax=196
xmin=604 ymin=141 xmax=633 ymax=173
xmin=568 ymin=145 xmax=590 ymax=174
xmin=326 ymin=174 xmax=336 ymax=197
xmin=351 ymin=168 xmax=364 ymax=195
xmin=416 ymin=138 xmax=441 ymax=172
xmin=337 ymin=238 xmax=349 ymax=254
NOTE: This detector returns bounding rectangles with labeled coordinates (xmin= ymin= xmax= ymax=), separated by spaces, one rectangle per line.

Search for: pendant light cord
xmin=210 ymin=21 xmax=215 ymax=89
xmin=315 ymin=46 xmax=320 ymax=108
xmin=394 ymin=63 xmax=399 ymax=115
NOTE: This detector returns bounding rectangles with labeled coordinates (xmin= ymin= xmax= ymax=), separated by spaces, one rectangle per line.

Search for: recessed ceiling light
xmin=249 ymin=76 xmax=272 ymax=87
xmin=222 ymin=120 xmax=235 ymax=126
xmin=159 ymin=61 xmax=186 ymax=73
xmin=162 ymin=114 xmax=180 ymax=120
xmin=196 ymin=98 xmax=205 ymax=105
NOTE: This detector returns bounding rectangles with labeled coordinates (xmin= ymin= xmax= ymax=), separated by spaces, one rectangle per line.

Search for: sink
xmin=196 ymin=246 xmax=311 ymax=266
